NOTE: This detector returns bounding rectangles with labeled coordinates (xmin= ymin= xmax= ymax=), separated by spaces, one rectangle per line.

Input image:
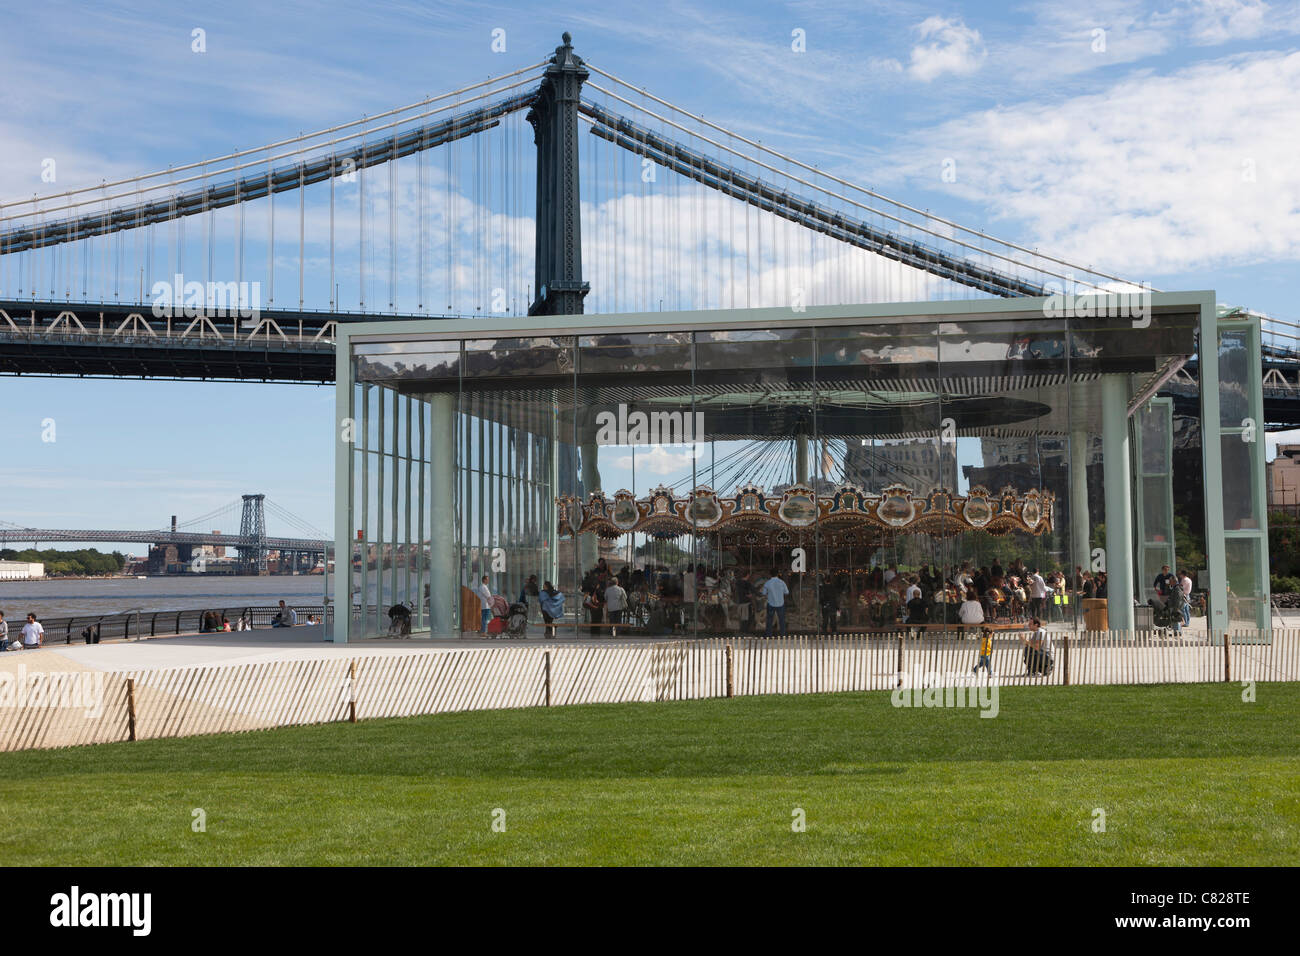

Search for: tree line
xmin=0 ymin=548 xmax=126 ymax=577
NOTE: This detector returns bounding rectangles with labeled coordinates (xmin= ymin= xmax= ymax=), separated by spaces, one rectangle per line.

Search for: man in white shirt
xmin=0 ymin=610 xmax=8 ymax=651
xmin=904 ymin=577 xmax=921 ymax=604
xmin=21 ymin=613 xmax=44 ymax=649
xmin=477 ymin=576 xmax=494 ymax=634
xmin=762 ymin=569 xmax=790 ymax=636
xmin=1028 ymin=569 xmax=1049 ymax=618
xmin=604 ymin=578 xmax=628 ymax=635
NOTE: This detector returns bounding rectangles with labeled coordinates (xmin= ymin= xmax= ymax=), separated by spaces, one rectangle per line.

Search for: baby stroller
xmin=505 ymin=601 xmax=529 ymax=639
xmin=387 ymin=602 xmax=412 ymax=637
xmin=1149 ymin=597 xmax=1179 ymax=634
xmin=481 ymin=594 xmax=512 ymax=637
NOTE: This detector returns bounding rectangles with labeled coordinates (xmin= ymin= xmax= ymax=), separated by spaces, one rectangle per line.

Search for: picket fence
xmin=2 ymin=629 xmax=1297 ymax=752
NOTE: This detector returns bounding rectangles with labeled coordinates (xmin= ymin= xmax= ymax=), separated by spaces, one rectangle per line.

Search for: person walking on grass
xmin=973 ymin=626 xmax=994 ymax=678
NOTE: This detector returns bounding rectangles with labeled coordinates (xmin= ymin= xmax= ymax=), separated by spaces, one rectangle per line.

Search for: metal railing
xmin=20 ymin=605 xmax=334 ymax=644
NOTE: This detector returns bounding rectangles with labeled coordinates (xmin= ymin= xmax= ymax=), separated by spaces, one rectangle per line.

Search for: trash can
xmin=1082 ymin=598 xmax=1108 ymax=631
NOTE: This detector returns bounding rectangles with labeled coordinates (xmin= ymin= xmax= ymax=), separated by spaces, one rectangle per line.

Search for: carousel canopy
xmin=557 ymin=482 xmax=1054 ymax=546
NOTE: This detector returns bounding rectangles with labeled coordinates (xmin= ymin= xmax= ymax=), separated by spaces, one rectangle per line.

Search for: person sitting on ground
xmin=1019 ymin=617 xmax=1053 ymax=675
xmin=270 ymin=600 xmax=298 ymax=628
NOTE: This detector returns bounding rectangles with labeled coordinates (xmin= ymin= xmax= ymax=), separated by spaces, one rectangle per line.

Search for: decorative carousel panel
xmin=688 ymin=487 xmax=724 ymax=529
xmin=611 ymin=490 xmax=641 ymax=531
xmin=777 ymin=485 xmax=819 ymax=527
xmin=877 ymin=486 xmax=917 ymax=528
xmin=962 ymin=489 xmax=994 ymax=528
xmin=556 ymin=484 xmax=1053 ymax=539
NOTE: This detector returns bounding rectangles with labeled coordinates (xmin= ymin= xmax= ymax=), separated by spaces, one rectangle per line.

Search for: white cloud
xmin=908 ymin=16 xmax=986 ymax=82
xmin=1188 ymin=0 xmax=1275 ymax=44
xmin=612 ymin=445 xmax=704 ymax=477
xmin=894 ymin=49 xmax=1300 ymax=277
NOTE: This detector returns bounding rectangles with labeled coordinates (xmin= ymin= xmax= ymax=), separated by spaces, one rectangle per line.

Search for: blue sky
xmin=2 ymin=0 xmax=1298 ymax=549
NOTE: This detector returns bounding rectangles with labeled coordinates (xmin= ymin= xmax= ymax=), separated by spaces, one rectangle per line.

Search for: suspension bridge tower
xmin=527 ymin=31 xmax=590 ymax=317
xmin=237 ymin=493 xmax=268 ymax=575
xmin=528 ymin=33 xmax=599 ymax=573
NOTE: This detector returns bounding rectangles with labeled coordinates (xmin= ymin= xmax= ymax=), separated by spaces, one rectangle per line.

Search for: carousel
xmin=557 ymin=478 xmax=1055 ymax=633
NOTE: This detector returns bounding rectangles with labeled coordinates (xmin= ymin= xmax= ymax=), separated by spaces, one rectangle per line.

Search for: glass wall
xmin=1216 ymin=320 xmax=1268 ymax=629
xmin=339 ymin=300 xmax=1243 ymax=640
xmin=1134 ymin=398 xmax=1176 ymax=604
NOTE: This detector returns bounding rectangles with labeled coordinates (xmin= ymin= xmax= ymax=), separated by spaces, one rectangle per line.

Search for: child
xmin=973 ymin=626 xmax=994 ymax=677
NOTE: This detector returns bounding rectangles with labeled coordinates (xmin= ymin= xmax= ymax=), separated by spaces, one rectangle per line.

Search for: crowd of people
xmin=475 ymin=555 xmax=1201 ymax=639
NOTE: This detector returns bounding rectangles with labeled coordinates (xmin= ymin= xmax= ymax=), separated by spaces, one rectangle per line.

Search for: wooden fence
xmin=3 ymin=629 xmax=1297 ymax=753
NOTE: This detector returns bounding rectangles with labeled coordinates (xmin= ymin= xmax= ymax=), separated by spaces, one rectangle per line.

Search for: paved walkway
xmin=4 ymin=606 xmax=1285 ymax=675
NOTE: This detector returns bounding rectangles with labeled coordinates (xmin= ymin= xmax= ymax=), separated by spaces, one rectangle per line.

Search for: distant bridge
xmin=0 ymin=526 xmax=327 ymax=552
xmin=0 ymin=494 xmax=329 ymax=573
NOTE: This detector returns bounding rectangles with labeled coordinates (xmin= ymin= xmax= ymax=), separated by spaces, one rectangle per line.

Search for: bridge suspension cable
xmin=584 ymin=62 xmax=1142 ymax=296
xmin=0 ymin=81 xmax=542 ymax=245
xmin=0 ymin=62 xmax=548 ymax=214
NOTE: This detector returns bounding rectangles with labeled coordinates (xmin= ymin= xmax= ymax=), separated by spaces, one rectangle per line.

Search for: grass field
xmin=2 ymin=682 xmax=1298 ymax=865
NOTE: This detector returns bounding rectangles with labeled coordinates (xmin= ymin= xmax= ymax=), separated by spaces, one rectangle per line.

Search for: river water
xmin=0 ymin=576 xmax=327 ymax=620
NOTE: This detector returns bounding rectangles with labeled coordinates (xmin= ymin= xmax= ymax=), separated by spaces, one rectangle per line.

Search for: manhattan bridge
xmin=0 ymin=33 xmax=1296 ymax=567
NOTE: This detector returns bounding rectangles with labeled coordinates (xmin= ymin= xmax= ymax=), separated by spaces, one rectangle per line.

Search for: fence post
xmin=1062 ymin=632 xmax=1070 ymax=686
xmin=544 ymin=650 xmax=552 ymax=707
xmin=1223 ymin=630 xmax=1231 ymax=682
xmin=726 ymin=643 xmax=734 ymax=698
xmin=125 ymin=678 xmax=137 ymax=742
xmin=348 ymin=660 xmax=358 ymax=723
xmin=896 ymin=635 xmax=904 ymax=687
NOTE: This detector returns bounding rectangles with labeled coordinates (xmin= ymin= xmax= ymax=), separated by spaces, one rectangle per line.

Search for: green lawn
xmin=3 ymin=683 xmax=1298 ymax=865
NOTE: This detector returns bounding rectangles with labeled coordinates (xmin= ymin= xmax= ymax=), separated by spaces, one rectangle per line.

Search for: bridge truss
xmin=0 ymin=33 xmax=1297 ymax=423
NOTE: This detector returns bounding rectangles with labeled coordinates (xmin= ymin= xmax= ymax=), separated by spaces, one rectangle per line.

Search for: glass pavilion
xmin=331 ymin=292 xmax=1268 ymax=641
